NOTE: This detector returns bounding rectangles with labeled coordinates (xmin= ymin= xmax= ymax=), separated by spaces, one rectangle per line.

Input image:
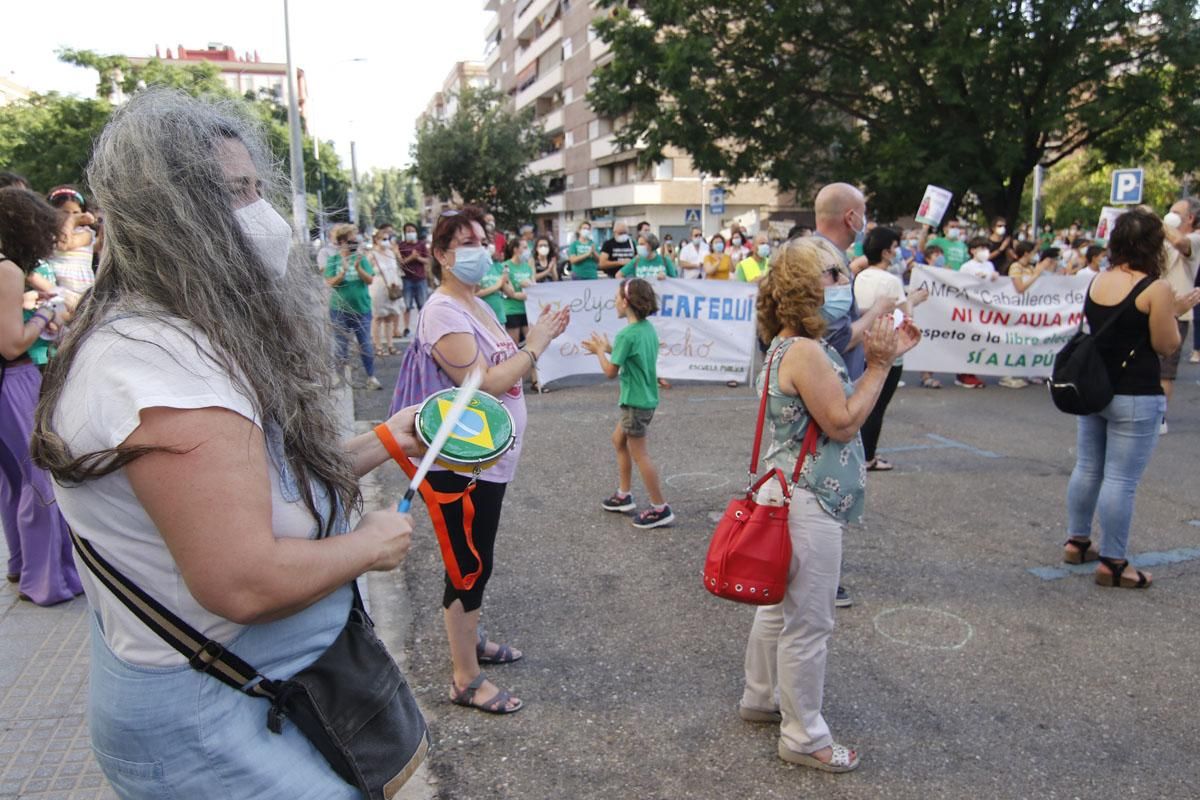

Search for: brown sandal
xmin=450 ymin=674 xmax=523 ymax=714
xmin=1063 ymin=538 xmax=1099 ymax=565
xmin=1095 ymin=556 xmax=1151 ymax=589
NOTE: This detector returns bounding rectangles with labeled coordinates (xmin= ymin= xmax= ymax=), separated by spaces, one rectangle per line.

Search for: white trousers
xmin=740 ymin=490 xmax=843 ymax=754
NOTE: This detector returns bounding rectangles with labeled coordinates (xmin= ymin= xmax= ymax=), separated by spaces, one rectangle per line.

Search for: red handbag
xmin=702 ymin=347 xmax=821 ymax=605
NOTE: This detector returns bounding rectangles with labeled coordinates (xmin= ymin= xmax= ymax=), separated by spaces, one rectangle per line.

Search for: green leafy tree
xmin=590 ymin=0 xmax=1200 ymax=224
xmin=356 ymin=168 xmax=421 ymax=229
xmin=0 ymin=49 xmax=352 ymax=233
xmin=412 ymin=85 xmax=550 ymax=229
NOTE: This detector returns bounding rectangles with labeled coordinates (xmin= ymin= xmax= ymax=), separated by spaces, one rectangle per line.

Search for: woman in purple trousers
xmin=0 ymin=186 xmax=83 ymax=605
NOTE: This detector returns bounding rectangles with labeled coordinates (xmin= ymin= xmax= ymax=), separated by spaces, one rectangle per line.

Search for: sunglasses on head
xmin=823 ymin=266 xmax=842 ymax=280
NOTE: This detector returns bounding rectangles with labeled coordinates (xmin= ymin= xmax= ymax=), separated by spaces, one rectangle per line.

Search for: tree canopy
xmin=356 ymin=168 xmax=422 ymax=229
xmin=590 ymin=0 xmax=1200 ymax=224
xmin=0 ymin=49 xmax=352 ymax=233
xmin=412 ymin=85 xmax=551 ymax=229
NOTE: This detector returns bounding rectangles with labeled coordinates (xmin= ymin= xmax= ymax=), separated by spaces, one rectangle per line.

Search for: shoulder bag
xmin=702 ymin=343 xmax=821 ymax=605
xmin=1050 ymin=276 xmax=1153 ymax=415
xmin=69 ymin=530 xmax=429 ymax=800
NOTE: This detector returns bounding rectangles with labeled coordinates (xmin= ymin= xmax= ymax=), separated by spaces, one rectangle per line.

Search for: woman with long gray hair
xmin=31 ymin=89 xmax=424 ymax=798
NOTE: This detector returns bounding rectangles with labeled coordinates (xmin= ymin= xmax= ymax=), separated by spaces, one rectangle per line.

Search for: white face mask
xmin=234 ymin=198 xmax=292 ymax=279
xmin=537 ymin=245 xmax=550 ymax=256
xmin=974 ymin=248 xmax=990 ymax=262
xmin=995 ymin=226 xmax=1006 ymax=236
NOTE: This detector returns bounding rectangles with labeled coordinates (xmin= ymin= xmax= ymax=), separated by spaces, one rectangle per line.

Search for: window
xmin=588 ymin=119 xmax=600 ymax=140
xmin=654 ymin=160 xmax=674 ymax=180
xmin=565 ymin=131 xmax=575 ymax=147
xmin=588 ymin=25 xmax=598 ymax=42
xmin=563 ymin=35 xmax=573 ymax=59
xmin=564 ymin=86 xmax=574 ymax=104
xmin=588 ymin=168 xmax=600 ymax=187
xmin=502 ymin=61 xmax=508 ymax=74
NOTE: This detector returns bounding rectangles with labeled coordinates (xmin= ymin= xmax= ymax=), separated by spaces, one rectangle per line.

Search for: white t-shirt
xmin=52 ymin=315 xmax=329 ymax=666
xmin=678 ymin=241 xmax=710 ymax=278
xmin=959 ymin=258 xmax=997 ymax=280
xmin=1163 ymin=233 xmax=1200 ymax=321
xmin=853 ymin=267 xmax=907 ymax=365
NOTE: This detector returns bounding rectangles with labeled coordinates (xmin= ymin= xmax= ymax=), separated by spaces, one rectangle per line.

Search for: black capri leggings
xmin=861 ymin=364 xmax=904 ymax=462
xmin=425 ymin=471 xmax=508 ymax=612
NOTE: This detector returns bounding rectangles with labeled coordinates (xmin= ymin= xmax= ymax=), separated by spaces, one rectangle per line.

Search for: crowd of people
xmin=2 ymin=85 xmax=1199 ymax=797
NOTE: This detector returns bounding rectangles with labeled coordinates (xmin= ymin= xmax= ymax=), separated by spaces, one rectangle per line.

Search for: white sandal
xmin=778 ymin=741 xmax=860 ymax=773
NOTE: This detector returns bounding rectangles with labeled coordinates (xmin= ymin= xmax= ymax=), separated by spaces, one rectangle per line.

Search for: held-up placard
xmin=915 ymin=185 xmax=953 ymax=227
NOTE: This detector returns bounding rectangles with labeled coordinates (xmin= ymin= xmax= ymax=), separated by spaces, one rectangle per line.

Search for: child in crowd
xmin=582 ymin=278 xmax=675 ymax=529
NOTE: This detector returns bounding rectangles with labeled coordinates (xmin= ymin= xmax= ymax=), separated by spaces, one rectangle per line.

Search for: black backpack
xmin=1049 ymin=276 xmax=1153 ymax=415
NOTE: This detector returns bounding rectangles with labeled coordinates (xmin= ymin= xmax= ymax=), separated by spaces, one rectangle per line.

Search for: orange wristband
xmin=373 ymin=422 xmax=408 ymax=465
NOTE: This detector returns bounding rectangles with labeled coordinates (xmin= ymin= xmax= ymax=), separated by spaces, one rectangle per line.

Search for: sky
xmin=0 ymin=0 xmax=492 ymax=173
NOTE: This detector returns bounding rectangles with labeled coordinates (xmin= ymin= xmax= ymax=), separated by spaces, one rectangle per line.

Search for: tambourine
xmin=415 ymin=387 xmax=515 ymax=474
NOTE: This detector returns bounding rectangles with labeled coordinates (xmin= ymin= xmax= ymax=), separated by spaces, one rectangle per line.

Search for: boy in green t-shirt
xmin=582 ymin=278 xmax=674 ymax=529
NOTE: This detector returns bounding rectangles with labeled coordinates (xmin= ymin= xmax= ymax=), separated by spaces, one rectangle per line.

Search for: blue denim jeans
xmin=1066 ymin=394 xmax=1166 ymax=560
xmin=330 ymin=308 xmax=375 ymax=377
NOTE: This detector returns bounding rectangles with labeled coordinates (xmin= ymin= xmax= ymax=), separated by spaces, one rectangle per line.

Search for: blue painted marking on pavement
xmin=876 ymin=444 xmax=936 ymax=454
xmin=1189 ymin=520 xmax=1200 ymax=528
xmin=1028 ymin=547 xmax=1200 ymax=581
xmin=924 ymin=434 xmax=1001 ymax=458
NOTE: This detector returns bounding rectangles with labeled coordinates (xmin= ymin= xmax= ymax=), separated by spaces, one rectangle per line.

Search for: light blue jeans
xmin=1066 ymin=394 xmax=1166 ymax=560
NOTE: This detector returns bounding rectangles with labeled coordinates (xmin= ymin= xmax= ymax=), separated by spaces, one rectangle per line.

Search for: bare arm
xmin=582 ymin=333 xmax=619 ymax=378
xmin=1147 ymin=280 xmax=1200 ymax=355
xmin=0 ymin=261 xmax=58 ymax=360
xmin=342 ymin=406 xmax=424 ymax=477
xmin=849 ymin=255 xmax=869 ymax=275
xmin=124 ymin=407 xmax=412 ymax=625
xmin=325 ymin=256 xmax=347 ymax=287
xmin=355 ymin=255 xmax=373 ymax=286
xmin=429 ymin=307 xmax=570 ymax=396
xmin=848 ymin=295 xmax=896 ymax=349
xmin=779 ymin=336 xmax=891 ymax=443
xmin=1011 ymin=260 xmax=1050 ymax=294
xmin=1163 ymin=226 xmax=1193 ymax=258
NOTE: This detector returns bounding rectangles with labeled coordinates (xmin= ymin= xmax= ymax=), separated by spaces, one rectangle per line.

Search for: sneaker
xmin=835 ymin=586 xmax=852 ymax=608
xmin=1189 ymin=351 xmax=1200 ymax=364
xmin=366 ymin=376 xmax=383 ymax=390
xmin=955 ymin=374 xmax=985 ymax=389
xmin=602 ymin=492 xmax=636 ymax=512
xmin=632 ymin=505 xmax=675 ymax=529
xmin=998 ymin=376 xmax=1028 ymax=389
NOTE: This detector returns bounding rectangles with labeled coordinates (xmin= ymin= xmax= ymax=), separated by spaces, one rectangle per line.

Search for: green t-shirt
xmin=503 ymin=259 xmax=535 ymax=316
xmin=568 ymin=239 xmax=599 ymax=280
xmin=927 ymin=237 xmax=969 ymax=270
xmin=479 ymin=259 xmax=508 ymax=324
xmin=618 ymin=253 xmax=677 ymax=280
xmin=26 ymin=263 xmax=60 ymax=365
xmin=325 ymin=252 xmax=374 ymax=314
xmin=610 ymin=319 xmax=659 ymax=409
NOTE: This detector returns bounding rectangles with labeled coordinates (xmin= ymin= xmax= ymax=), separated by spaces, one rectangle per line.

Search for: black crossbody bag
xmin=69 ymin=529 xmax=430 ymax=800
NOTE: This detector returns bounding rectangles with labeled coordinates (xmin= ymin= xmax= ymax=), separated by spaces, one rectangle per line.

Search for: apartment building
xmin=419 ymin=62 xmax=492 ymax=227
xmin=483 ymin=0 xmax=803 ymax=245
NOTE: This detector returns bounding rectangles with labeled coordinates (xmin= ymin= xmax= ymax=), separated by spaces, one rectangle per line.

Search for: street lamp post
xmin=283 ymin=0 xmax=307 ymax=240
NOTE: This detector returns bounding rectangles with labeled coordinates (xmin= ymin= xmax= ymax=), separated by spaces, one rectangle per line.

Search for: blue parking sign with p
xmin=1110 ymin=169 xmax=1144 ymax=205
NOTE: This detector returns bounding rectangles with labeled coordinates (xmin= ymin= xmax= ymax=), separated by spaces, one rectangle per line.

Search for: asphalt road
xmin=354 ymin=343 xmax=1200 ymax=800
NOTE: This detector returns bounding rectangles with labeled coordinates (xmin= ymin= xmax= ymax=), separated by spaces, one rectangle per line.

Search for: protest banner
xmin=915 ymin=185 xmax=953 ymax=227
xmin=906 ymin=265 xmax=1092 ymax=377
xmin=1095 ymin=206 xmax=1123 ymax=242
xmin=524 ymin=278 xmax=759 ymax=385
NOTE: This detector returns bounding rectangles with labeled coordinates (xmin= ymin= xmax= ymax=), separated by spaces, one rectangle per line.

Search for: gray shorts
xmin=620 ymin=405 xmax=655 ymax=438
xmin=1159 ymin=320 xmax=1189 ymax=380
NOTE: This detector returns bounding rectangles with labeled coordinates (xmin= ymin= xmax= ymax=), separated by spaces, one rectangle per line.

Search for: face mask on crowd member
xmin=820 ymin=284 xmax=854 ymax=322
xmin=449 ymin=245 xmax=490 ymax=285
xmin=934 ymin=254 xmax=947 ymax=267
xmin=973 ymin=247 xmax=990 ymax=262
xmin=637 ymin=244 xmax=649 ymax=258
xmin=233 ymin=198 xmax=293 ymax=279
xmin=947 ymin=226 xmax=961 ymax=240
xmin=487 ymin=243 xmax=497 ymax=257
xmin=404 ymin=230 xmax=418 ymax=242
xmin=616 ymin=231 xmax=630 ymax=243
xmin=757 ymin=243 xmax=771 ymax=259
xmin=579 ymin=226 xmax=591 ymax=240
xmin=537 ymin=245 xmax=550 ymax=256
xmin=731 ymin=235 xmax=743 ymax=247
xmin=713 ymin=240 xmax=726 ymax=253
xmin=994 ymin=222 xmax=1006 ymax=236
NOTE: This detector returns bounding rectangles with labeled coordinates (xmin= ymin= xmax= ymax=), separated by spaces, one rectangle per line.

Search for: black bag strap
xmin=1085 ymin=275 xmax=1154 ymax=340
xmin=69 ymin=529 xmax=365 ymax=701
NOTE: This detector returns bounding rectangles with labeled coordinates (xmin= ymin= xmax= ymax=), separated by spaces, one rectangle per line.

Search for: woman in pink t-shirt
xmin=394 ymin=206 xmax=568 ymax=715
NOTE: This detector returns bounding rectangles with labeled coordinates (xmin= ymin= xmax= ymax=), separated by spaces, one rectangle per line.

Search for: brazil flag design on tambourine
xmin=415 ymin=388 xmax=516 ymax=473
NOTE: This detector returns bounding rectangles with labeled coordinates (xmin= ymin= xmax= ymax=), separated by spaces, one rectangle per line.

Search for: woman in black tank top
xmin=1064 ymin=209 xmax=1200 ymax=590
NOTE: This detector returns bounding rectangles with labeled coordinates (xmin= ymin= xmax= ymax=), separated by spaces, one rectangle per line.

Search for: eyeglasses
xmin=822 ymin=266 xmax=842 ymax=280
xmin=439 ymin=209 xmax=461 ymax=218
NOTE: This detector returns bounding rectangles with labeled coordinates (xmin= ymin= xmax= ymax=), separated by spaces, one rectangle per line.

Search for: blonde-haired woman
xmin=738 ymin=238 xmax=921 ymax=772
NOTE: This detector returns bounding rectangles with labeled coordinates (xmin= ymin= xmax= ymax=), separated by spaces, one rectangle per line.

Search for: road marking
xmin=1028 ymin=547 xmax=1200 ymax=580
xmin=877 ymin=434 xmax=1001 ymax=458
xmin=1189 ymin=520 xmax=1200 ymax=528
xmin=873 ymin=607 xmax=974 ymax=651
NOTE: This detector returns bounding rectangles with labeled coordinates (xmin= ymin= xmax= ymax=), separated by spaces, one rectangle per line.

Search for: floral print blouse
xmin=757 ymin=336 xmax=866 ymax=524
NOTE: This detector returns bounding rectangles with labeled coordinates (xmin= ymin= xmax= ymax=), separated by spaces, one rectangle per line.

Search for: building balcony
xmin=529 ymin=150 xmax=565 ymax=173
xmin=540 ymin=107 xmax=564 ymax=133
xmin=537 ymin=192 xmax=565 ymax=214
xmin=485 ymin=44 xmax=501 ymax=70
xmin=590 ymin=134 xmax=619 ymax=161
xmin=591 ymin=182 xmax=663 ymax=208
xmin=515 ymin=0 xmax=558 ymax=42
xmin=515 ymin=19 xmax=563 ymax=75
xmin=515 ymin=63 xmax=563 ymax=110
xmin=589 ymin=37 xmax=610 ymax=63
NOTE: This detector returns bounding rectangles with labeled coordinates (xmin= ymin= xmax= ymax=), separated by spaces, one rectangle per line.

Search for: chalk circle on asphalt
xmin=665 ymin=472 xmax=731 ymax=492
xmin=873 ymin=606 xmax=974 ymax=651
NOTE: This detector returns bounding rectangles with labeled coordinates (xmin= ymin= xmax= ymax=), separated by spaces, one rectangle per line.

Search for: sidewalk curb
xmin=339 ymin=385 xmax=438 ymax=800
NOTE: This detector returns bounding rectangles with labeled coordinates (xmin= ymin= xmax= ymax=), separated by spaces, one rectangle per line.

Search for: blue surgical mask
xmin=820 ymin=285 xmax=853 ymax=322
xmin=449 ymin=245 xmax=490 ymax=285
xmin=637 ymin=244 xmax=649 ymax=258
xmin=757 ymin=243 xmax=771 ymax=258
xmin=713 ymin=241 xmax=725 ymax=253
xmin=934 ymin=255 xmax=947 ymax=267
